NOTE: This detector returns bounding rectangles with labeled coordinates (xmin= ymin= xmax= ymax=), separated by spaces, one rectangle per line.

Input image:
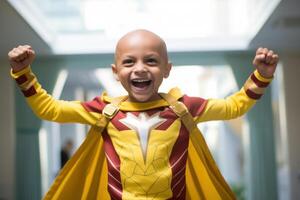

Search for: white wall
xmin=0 ymin=60 xmax=15 ymax=200
xmin=281 ymin=54 xmax=300 ymax=200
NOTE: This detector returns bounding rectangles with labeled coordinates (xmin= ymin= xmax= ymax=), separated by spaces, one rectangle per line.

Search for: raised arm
xmin=8 ymin=45 xmax=101 ymax=126
xmin=196 ymin=47 xmax=279 ymax=123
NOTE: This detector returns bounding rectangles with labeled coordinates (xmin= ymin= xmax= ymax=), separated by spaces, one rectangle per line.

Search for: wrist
xmin=254 ymin=70 xmax=273 ymax=82
xmin=10 ymin=65 xmax=38 ymax=97
xmin=10 ymin=66 xmax=31 ymax=79
xmin=243 ymin=70 xmax=272 ymax=100
xmin=259 ymin=72 xmax=273 ymax=79
xmin=12 ymin=66 xmax=29 ymax=73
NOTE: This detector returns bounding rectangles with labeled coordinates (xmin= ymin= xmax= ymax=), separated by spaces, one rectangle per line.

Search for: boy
xmin=9 ymin=29 xmax=278 ymax=200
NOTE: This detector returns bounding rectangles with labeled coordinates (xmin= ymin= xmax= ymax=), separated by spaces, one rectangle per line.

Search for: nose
xmin=133 ymin=61 xmax=147 ymax=74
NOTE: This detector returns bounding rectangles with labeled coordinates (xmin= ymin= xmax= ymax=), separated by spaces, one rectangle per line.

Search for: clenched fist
xmin=253 ymin=47 xmax=279 ymax=79
xmin=8 ymin=45 xmax=35 ymax=73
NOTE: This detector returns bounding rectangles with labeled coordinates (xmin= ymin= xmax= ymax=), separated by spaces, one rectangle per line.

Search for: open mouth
xmin=131 ymin=79 xmax=152 ymax=89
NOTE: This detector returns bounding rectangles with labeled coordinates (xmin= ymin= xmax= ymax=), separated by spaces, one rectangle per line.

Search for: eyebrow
xmin=144 ymin=53 xmax=159 ymax=58
xmin=120 ymin=55 xmax=135 ymax=59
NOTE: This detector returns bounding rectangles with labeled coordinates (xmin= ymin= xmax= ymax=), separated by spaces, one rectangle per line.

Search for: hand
xmin=252 ymin=47 xmax=279 ymax=79
xmin=8 ymin=45 xmax=35 ymax=73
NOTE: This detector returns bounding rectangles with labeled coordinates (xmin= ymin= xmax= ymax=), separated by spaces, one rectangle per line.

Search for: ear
xmin=163 ymin=62 xmax=172 ymax=78
xmin=111 ymin=64 xmax=119 ymax=81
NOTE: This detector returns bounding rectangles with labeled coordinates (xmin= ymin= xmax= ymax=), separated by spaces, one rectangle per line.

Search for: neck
xmin=127 ymin=93 xmax=162 ymax=103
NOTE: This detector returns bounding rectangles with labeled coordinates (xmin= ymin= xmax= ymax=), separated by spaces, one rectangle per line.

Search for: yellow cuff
xmin=254 ymin=70 xmax=273 ymax=83
xmin=10 ymin=66 xmax=31 ymax=79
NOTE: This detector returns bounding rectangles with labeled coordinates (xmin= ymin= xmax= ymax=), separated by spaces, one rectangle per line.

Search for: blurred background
xmin=0 ymin=0 xmax=299 ymax=199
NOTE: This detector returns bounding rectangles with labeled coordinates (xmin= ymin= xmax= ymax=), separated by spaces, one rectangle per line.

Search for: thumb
xmin=253 ymin=54 xmax=265 ymax=66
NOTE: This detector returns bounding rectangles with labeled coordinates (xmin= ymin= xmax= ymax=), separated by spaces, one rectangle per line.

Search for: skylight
xmin=8 ymin=0 xmax=281 ymax=54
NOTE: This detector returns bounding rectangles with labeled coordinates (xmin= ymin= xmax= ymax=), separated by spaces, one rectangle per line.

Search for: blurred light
xmin=95 ymin=68 xmax=127 ymax=97
xmin=7 ymin=0 xmax=281 ymax=54
xmin=39 ymin=127 xmax=49 ymax=196
xmin=52 ymin=70 xmax=68 ymax=99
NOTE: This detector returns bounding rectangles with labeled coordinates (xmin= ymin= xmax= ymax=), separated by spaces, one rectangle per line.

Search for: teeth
xmin=132 ymin=79 xmax=150 ymax=82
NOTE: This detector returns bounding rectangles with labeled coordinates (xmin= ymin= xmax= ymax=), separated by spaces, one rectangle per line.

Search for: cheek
xmin=118 ymin=69 xmax=129 ymax=80
xmin=117 ymin=70 xmax=132 ymax=88
xmin=152 ymin=70 xmax=164 ymax=86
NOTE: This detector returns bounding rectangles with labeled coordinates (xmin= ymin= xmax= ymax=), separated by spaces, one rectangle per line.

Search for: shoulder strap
xmin=100 ymin=96 xmax=128 ymax=127
xmin=159 ymin=93 xmax=197 ymax=133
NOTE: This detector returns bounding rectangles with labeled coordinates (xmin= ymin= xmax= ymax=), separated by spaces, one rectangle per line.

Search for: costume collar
xmin=101 ymin=87 xmax=183 ymax=111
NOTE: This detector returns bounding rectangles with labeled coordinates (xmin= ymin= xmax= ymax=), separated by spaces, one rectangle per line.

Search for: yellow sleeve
xmin=196 ymin=70 xmax=273 ymax=123
xmin=11 ymin=66 xmax=101 ymax=126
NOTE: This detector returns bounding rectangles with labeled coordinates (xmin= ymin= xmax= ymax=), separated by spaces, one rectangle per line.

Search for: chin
xmin=129 ymin=93 xmax=153 ymax=102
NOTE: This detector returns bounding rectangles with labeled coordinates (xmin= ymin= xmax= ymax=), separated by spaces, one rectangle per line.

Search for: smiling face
xmin=112 ymin=30 xmax=172 ymax=102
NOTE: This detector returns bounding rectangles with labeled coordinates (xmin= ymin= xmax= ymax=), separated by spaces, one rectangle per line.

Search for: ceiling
xmin=0 ymin=0 xmax=300 ymax=58
xmin=249 ymin=0 xmax=300 ymax=53
xmin=0 ymin=0 xmax=52 ymax=57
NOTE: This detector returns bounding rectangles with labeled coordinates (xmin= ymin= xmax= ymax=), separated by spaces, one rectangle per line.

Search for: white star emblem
xmin=119 ymin=112 xmax=166 ymax=159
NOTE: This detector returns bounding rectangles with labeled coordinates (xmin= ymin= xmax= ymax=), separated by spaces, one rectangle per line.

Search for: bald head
xmin=114 ymin=29 xmax=169 ymax=64
xmin=111 ymin=29 xmax=172 ymax=102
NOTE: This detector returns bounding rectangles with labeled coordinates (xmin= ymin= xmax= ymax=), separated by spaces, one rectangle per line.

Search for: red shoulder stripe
xmin=81 ymin=97 xmax=106 ymax=113
xmin=180 ymin=95 xmax=208 ymax=117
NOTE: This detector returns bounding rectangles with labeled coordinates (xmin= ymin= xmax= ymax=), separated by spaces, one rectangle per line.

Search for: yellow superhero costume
xmin=11 ymin=67 xmax=272 ymax=200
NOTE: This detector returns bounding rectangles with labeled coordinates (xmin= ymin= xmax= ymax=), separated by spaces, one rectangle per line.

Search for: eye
xmin=146 ymin=58 xmax=158 ymax=65
xmin=122 ymin=59 xmax=134 ymax=66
